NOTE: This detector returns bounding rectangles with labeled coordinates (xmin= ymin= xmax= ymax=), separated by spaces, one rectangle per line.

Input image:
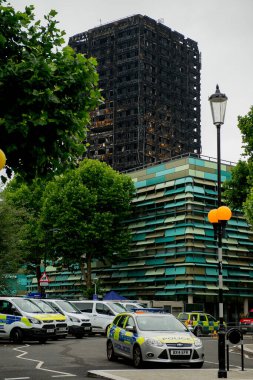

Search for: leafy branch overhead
xmin=0 ymin=0 xmax=102 ymax=181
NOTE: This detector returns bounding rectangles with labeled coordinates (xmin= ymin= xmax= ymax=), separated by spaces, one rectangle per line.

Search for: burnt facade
xmin=69 ymin=14 xmax=201 ymax=172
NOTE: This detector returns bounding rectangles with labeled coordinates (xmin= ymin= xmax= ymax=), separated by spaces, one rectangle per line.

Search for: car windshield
xmin=136 ymin=315 xmax=188 ymax=332
xmin=109 ymin=302 xmax=126 ymax=313
xmin=55 ymin=300 xmax=81 ymax=313
xmin=14 ymin=299 xmax=44 ymax=313
xmin=178 ymin=313 xmax=188 ymax=321
xmin=31 ymin=300 xmax=56 ymax=313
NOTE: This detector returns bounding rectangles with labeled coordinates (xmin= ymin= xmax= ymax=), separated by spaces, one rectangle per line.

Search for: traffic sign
xmin=39 ymin=272 xmax=49 ymax=286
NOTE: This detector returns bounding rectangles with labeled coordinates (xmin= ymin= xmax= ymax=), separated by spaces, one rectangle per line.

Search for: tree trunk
xmin=36 ymin=264 xmax=45 ymax=296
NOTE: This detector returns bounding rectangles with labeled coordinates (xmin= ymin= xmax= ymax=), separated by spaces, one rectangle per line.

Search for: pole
xmin=216 ymin=123 xmax=227 ymax=378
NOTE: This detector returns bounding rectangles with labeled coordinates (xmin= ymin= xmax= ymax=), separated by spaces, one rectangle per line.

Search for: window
xmin=0 ymin=300 xmax=14 ymax=314
xmin=74 ymin=302 xmax=93 ymax=313
xmin=96 ymin=303 xmax=114 ymax=316
xmin=117 ymin=315 xmax=127 ymax=328
xmin=126 ymin=316 xmax=135 ymax=328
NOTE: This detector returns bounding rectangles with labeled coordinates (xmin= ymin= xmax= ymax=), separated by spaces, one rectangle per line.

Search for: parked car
xmin=28 ymin=298 xmax=68 ymax=339
xmin=177 ymin=311 xmax=222 ymax=336
xmin=239 ymin=309 xmax=253 ymax=334
xmin=70 ymin=300 xmax=125 ymax=335
xmin=107 ymin=309 xmax=204 ymax=368
xmin=0 ymin=297 xmax=56 ymax=343
xmin=42 ymin=299 xmax=91 ymax=338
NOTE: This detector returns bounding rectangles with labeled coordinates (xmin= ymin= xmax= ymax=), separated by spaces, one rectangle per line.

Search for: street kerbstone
xmin=87 ymin=369 xmax=253 ymax=380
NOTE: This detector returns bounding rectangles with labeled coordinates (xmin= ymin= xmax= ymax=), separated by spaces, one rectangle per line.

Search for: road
xmin=0 ymin=335 xmax=252 ymax=379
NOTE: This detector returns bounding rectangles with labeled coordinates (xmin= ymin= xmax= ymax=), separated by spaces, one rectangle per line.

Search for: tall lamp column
xmin=208 ymin=85 xmax=231 ymax=378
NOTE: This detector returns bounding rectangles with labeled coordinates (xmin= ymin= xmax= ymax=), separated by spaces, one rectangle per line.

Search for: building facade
xmin=26 ymin=155 xmax=253 ymax=323
xmin=69 ymin=15 xmax=201 ymax=172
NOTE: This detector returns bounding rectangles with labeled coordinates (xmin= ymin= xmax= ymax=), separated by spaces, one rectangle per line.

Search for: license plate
xmin=84 ymin=327 xmax=90 ymax=330
xmin=58 ymin=327 xmax=66 ymax=331
xmin=171 ymin=350 xmax=190 ymax=355
xmin=47 ymin=329 xmax=55 ymax=333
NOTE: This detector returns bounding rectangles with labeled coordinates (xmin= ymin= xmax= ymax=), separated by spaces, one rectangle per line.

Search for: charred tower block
xmin=69 ymin=14 xmax=201 ymax=172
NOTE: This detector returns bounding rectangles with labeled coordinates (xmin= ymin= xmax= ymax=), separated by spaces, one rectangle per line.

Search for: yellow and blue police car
xmin=107 ymin=309 xmax=204 ymax=368
xmin=177 ymin=312 xmax=223 ymax=336
xmin=0 ymin=297 xmax=56 ymax=343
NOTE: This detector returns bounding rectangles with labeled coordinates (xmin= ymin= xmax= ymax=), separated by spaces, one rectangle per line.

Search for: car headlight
xmin=146 ymin=338 xmax=164 ymax=347
xmin=69 ymin=316 xmax=80 ymax=323
xmin=28 ymin=317 xmax=41 ymax=324
xmin=194 ymin=338 xmax=202 ymax=347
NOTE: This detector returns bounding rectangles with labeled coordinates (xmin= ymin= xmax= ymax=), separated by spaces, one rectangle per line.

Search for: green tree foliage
xmin=3 ymin=177 xmax=47 ymax=291
xmin=223 ymin=160 xmax=251 ymax=210
xmin=238 ymin=106 xmax=253 ymax=159
xmin=0 ymin=0 xmax=101 ymax=181
xmin=224 ymin=106 xmax=253 ymax=225
xmin=0 ymin=197 xmax=28 ymax=292
xmin=40 ymin=159 xmax=135 ymax=289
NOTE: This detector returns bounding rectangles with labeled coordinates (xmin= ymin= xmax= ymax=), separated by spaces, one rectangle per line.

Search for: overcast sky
xmin=12 ymin=0 xmax=253 ymax=164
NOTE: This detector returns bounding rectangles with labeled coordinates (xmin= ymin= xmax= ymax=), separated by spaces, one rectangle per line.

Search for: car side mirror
xmin=126 ymin=325 xmax=136 ymax=333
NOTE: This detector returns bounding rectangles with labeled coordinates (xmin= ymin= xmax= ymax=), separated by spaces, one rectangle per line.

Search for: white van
xmin=28 ymin=298 xmax=68 ymax=339
xmin=43 ymin=299 xmax=92 ymax=338
xmin=70 ymin=300 xmax=125 ymax=335
xmin=0 ymin=297 xmax=56 ymax=343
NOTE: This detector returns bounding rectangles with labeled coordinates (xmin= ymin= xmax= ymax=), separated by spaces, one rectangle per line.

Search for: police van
xmin=0 ymin=297 xmax=56 ymax=343
xmin=28 ymin=298 xmax=68 ymax=339
xmin=42 ymin=299 xmax=92 ymax=338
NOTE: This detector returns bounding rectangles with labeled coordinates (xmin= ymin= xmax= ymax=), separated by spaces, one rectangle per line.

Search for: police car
xmin=107 ymin=309 xmax=204 ymax=368
xmin=0 ymin=297 xmax=56 ymax=343
xmin=177 ymin=312 xmax=222 ymax=336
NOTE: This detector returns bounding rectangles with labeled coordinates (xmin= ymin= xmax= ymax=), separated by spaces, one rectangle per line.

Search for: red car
xmin=239 ymin=309 xmax=253 ymax=334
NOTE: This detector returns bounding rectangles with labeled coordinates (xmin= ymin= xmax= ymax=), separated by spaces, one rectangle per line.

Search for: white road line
xmin=13 ymin=345 xmax=76 ymax=377
xmin=5 ymin=377 xmax=30 ymax=380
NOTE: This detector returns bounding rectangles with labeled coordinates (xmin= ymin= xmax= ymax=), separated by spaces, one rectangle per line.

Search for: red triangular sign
xmin=40 ymin=272 xmax=49 ymax=283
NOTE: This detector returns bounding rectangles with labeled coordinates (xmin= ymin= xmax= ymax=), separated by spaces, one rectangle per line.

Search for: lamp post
xmin=0 ymin=149 xmax=6 ymax=170
xmin=93 ymin=277 xmax=98 ymax=300
xmin=208 ymin=85 xmax=231 ymax=378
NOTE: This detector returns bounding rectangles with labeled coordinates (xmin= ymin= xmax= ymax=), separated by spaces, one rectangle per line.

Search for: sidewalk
xmin=87 ymin=368 xmax=253 ymax=380
xmin=87 ymin=345 xmax=253 ymax=380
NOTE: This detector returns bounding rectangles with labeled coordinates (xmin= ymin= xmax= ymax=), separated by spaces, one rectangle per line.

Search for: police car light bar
xmin=133 ymin=308 xmax=166 ymax=313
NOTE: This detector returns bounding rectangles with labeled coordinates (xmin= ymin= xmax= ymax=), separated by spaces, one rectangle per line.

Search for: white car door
xmin=93 ymin=302 xmax=115 ymax=332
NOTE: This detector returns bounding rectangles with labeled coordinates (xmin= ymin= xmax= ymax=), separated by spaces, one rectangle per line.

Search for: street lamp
xmin=0 ymin=149 xmax=6 ymax=170
xmin=93 ymin=277 xmax=98 ymax=300
xmin=208 ymin=85 xmax=230 ymax=379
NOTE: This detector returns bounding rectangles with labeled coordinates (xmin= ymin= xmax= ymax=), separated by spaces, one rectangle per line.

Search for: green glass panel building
xmin=26 ymin=154 xmax=253 ymax=322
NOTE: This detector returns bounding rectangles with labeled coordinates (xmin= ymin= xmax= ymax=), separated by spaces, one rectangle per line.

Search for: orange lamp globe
xmin=217 ymin=206 xmax=232 ymax=221
xmin=0 ymin=149 xmax=6 ymax=170
xmin=208 ymin=209 xmax=219 ymax=224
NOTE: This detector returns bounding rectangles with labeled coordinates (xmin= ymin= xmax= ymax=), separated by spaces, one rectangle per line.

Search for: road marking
xmin=5 ymin=378 xmax=30 ymax=380
xmin=13 ymin=345 xmax=76 ymax=377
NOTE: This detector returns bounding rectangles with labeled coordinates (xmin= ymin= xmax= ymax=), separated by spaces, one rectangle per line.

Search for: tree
xmin=223 ymin=106 xmax=253 ymax=224
xmin=0 ymin=1 xmax=101 ymax=181
xmin=0 ymin=198 xmax=28 ymax=293
xmin=39 ymin=159 xmax=135 ymax=291
xmin=3 ymin=176 xmax=50 ymax=293
xmin=223 ymin=160 xmax=252 ymax=210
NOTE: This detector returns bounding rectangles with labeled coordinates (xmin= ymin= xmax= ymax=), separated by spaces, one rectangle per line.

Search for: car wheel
xmin=133 ymin=345 xmax=143 ymax=368
xmin=191 ymin=362 xmax=204 ymax=368
xmin=10 ymin=328 xmax=23 ymax=344
xmin=38 ymin=337 xmax=47 ymax=344
xmin=194 ymin=326 xmax=202 ymax=337
xmin=107 ymin=340 xmax=117 ymax=361
xmin=74 ymin=333 xmax=84 ymax=339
